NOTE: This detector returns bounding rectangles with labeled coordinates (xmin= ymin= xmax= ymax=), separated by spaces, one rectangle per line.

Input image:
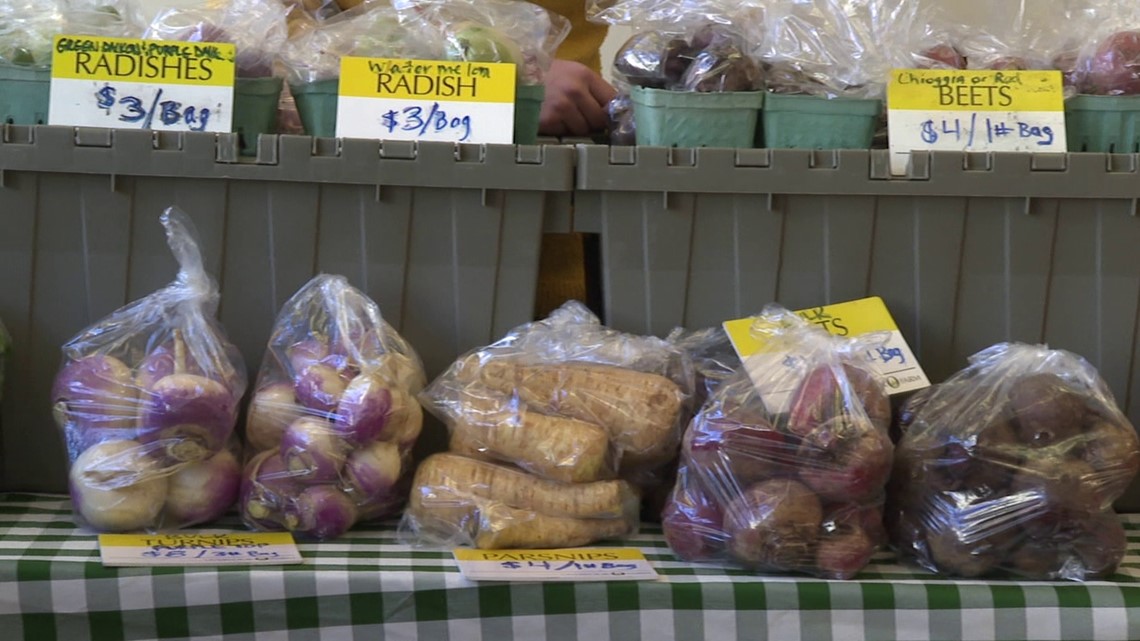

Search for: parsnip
xmin=450 ymin=402 xmax=614 ymax=483
xmin=473 ymin=505 xmax=635 ymax=549
xmin=411 ymin=453 xmax=638 ymax=520
xmin=474 ymin=359 xmax=684 ymax=464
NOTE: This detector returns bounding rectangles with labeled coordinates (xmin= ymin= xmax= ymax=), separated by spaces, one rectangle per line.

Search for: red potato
xmin=826 ymin=503 xmax=886 ymax=548
xmin=723 ymin=478 xmax=823 ymax=570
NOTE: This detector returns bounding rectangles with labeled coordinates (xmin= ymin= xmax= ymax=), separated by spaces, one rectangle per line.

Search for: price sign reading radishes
xmin=336 ymin=57 xmax=516 ymax=143
xmin=887 ymin=69 xmax=1066 ymax=175
xmin=49 ymin=35 xmax=235 ymax=132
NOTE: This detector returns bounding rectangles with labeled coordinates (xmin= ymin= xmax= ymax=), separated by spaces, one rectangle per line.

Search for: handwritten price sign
xmin=100 ymin=532 xmax=302 ymax=568
xmin=887 ymin=69 xmax=1066 ymax=175
xmin=336 ymin=57 xmax=516 ymax=143
xmin=453 ymin=548 xmax=658 ymax=582
xmin=49 ymin=35 xmax=234 ymax=133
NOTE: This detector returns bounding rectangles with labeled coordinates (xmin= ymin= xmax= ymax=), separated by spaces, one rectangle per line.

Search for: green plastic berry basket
xmin=1065 ymin=94 xmax=1140 ymax=153
xmin=630 ymin=85 xmax=764 ymax=148
xmin=233 ymin=76 xmax=284 ymax=156
xmin=0 ymin=64 xmax=51 ymax=125
xmin=763 ymin=93 xmax=882 ymax=150
xmin=290 ymin=78 xmax=340 ymax=139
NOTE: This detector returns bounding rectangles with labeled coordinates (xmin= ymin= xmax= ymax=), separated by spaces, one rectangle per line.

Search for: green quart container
xmin=630 ymin=85 xmax=764 ymax=148
xmin=233 ymin=76 xmax=284 ymax=156
xmin=514 ymin=84 xmax=545 ymax=145
xmin=0 ymin=64 xmax=51 ymax=125
xmin=1065 ymin=94 xmax=1140 ymax=153
xmin=763 ymin=93 xmax=882 ymax=149
xmin=291 ymin=78 xmax=339 ymax=138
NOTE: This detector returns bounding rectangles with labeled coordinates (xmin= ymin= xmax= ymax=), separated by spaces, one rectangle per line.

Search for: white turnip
xmin=164 ymin=448 xmax=241 ymax=526
xmin=245 ymin=382 xmax=304 ymax=451
xmin=69 ymin=440 xmax=167 ymax=532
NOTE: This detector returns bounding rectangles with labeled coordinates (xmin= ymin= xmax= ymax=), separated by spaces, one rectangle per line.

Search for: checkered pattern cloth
xmin=1 ymin=493 xmax=1139 ymax=641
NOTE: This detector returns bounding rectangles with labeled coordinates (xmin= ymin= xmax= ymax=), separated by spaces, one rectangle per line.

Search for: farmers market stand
xmin=5 ymin=129 xmax=1140 ymax=639
xmin=1 ymin=494 xmax=1139 ymax=641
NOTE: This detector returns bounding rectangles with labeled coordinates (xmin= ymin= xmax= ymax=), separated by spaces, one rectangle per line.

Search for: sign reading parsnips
xmin=49 ymin=35 xmax=235 ymax=132
xmin=336 ymin=57 xmax=517 ymax=143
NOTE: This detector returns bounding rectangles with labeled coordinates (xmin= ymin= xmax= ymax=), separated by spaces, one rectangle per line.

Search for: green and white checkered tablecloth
xmin=1 ymin=493 xmax=1139 ymax=641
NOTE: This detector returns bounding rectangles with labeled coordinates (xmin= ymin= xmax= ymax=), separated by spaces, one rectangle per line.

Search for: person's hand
xmin=539 ymin=59 xmax=618 ymax=136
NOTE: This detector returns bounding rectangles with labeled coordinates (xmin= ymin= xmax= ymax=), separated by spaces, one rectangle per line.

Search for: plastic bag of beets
xmin=52 ymin=207 xmax=247 ymax=533
xmin=888 ymin=343 xmax=1140 ymax=581
xmin=662 ymin=306 xmax=893 ymax=579
xmin=240 ymin=274 xmax=426 ymax=541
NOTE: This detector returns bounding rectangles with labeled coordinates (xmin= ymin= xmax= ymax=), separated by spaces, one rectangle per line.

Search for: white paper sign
xmin=100 ymin=532 xmax=303 ymax=567
xmin=887 ymin=69 xmax=1067 ymax=175
xmin=48 ymin=36 xmax=235 ymax=133
xmin=335 ymin=57 xmax=516 ymax=144
xmin=453 ymin=548 xmax=659 ymax=582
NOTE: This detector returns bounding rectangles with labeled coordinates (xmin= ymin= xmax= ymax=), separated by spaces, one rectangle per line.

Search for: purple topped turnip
xmin=52 ymin=354 xmax=139 ymax=430
xmin=334 ymin=374 xmax=393 ymax=445
xmin=246 ymin=382 xmax=303 ymax=451
xmin=279 ymin=417 xmax=347 ymax=482
xmin=139 ymin=373 xmax=236 ymax=464
xmin=69 ymin=440 xmax=168 ymax=532
xmin=345 ymin=440 xmax=401 ymax=501
xmin=241 ymin=449 xmax=301 ymax=530
xmin=287 ymin=338 xmax=330 ymax=377
xmin=383 ymin=389 xmax=423 ymax=447
xmin=286 ymin=485 xmax=357 ymax=540
xmin=164 ymin=448 xmax=241 ymax=526
xmin=294 ymin=364 xmax=347 ymax=413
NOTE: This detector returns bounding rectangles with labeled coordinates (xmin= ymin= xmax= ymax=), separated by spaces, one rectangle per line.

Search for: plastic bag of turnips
xmin=52 ymin=208 xmax=246 ymax=533
xmin=887 ymin=343 xmax=1140 ymax=581
xmin=662 ymin=306 xmax=893 ymax=579
xmin=758 ymin=0 xmax=921 ymax=99
xmin=144 ymin=0 xmax=289 ymax=78
xmin=393 ymin=0 xmax=570 ymax=87
xmin=240 ymin=275 xmax=426 ymax=541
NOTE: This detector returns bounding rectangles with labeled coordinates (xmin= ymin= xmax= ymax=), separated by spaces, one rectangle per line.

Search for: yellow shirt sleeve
xmin=528 ymin=0 xmax=609 ymax=73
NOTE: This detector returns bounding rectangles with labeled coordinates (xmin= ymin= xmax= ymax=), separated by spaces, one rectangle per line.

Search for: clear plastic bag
xmin=757 ymin=0 xmax=920 ymax=99
xmin=0 ymin=0 xmax=143 ymax=68
xmin=887 ymin=343 xmax=1140 ymax=580
xmin=281 ymin=2 xmax=444 ymax=85
xmin=1073 ymin=4 xmax=1140 ymax=95
xmin=144 ymin=0 xmax=289 ymax=78
xmin=662 ymin=305 xmax=893 ymax=579
xmin=403 ymin=301 xmax=693 ymax=549
xmin=393 ymin=0 xmax=570 ymax=86
xmin=52 ymin=207 xmax=247 ymax=533
xmin=589 ymin=0 xmax=765 ymax=93
xmin=239 ymin=275 xmax=426 ymax=541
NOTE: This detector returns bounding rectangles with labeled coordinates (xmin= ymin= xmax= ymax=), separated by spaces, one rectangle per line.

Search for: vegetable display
xmin=53 ymin=207 xmax=246 ymax=532
xmin=888 ymin=343 xmax=1140 ymax=580
xmin=143 ymin=0 xmax=289 ymax=78
xmin=661 ymin=306 xmax=893 ymax=579
xmin=239 ymin=275 xmax=426 ymax=541
xmin=402 ymin=301 xmax=693 ymax=548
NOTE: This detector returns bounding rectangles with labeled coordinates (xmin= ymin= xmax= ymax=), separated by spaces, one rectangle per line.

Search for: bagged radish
xmin=662 ymin=305 xmax=892 ymax=579
xmin=394 ymin=0 xmax=570 ymax=87
xmin=52 ymin=208 xmax=246 ymax=532
xmin=888 ymin=343 xmax=1139 ymax=581
xmin=144 ymin=0 xmax=289 ymax=78
xmin=240 ymin=275 xmax=425 ymax=541
xmin=402 ymin=301 xmax=691 ymax=548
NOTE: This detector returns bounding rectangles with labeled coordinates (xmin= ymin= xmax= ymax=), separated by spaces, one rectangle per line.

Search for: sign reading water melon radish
xmin=336 ymin=57 xmax=516 ymax=143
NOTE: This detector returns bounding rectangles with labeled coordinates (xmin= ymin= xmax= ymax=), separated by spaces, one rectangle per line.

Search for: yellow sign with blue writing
xmin=453 ymin=547 xmax=658 ymax=582
xmin=99 ymin=532 xmax=302 ymax=567
xmin=888 ymin=69 xmax=1064 ymax=113
xmin=51 ymin=35 xmax=235 ymax=86
xmin=339 ymin=57 xmax=517 ymax=103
